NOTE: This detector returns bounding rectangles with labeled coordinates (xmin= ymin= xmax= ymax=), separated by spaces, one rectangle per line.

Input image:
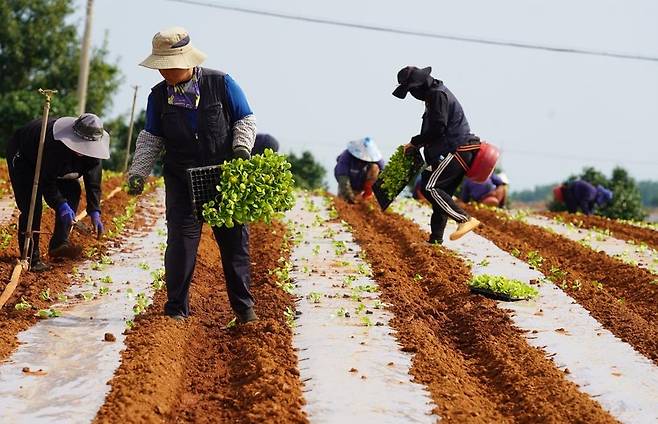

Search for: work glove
xmin=89 ymin=210 xmax=104 ymax=239
xmin=233 ymin=146 xmax=251 ymax=160
xmin=127 ymin=174 xmax=145 ymax=195
xmin=58 ymin=202 xmax=76 ymax=227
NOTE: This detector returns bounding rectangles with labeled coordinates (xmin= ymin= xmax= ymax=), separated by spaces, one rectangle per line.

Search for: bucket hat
xmin=53 ymin=113 xmax=110 ymax=159
xmin=140 ymin=27 xmax=207 ymax=69
xmin=347 ymin=137 xmax=382 ymax=162
xmin=392 ymin=66 xmax=432 ymax=99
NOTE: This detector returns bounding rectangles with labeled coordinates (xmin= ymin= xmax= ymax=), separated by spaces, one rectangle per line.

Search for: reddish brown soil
xmin=336 ymin=198 xmax=616 ymax=424
xmin=468 ymin=205 xmax=658 ymax=365
xmin=0 ymin=176 xmax=155 ymax=361
xmin=542 ymin=211 xmax=658 ymax=251
xmin=94 ymin=222 xmax=306 ymax=424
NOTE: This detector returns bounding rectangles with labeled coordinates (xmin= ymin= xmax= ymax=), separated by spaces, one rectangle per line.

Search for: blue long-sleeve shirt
xmin=564 ymin=180 xmax=598 ymax=215
xmin=461 ymin=174 xmax=504 ymax=202
xmin=145 ymin=74 xmax=252 ymax=136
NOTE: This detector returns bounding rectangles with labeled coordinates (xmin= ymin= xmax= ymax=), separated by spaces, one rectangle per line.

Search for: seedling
xmin=100 ymin=255 xmax=114 ymax=265
xmin=14 ymin=297 xmax=32 ymax=311
xmin=99 ymin=286 xmax=110 ymax=296
xmin=35 ymin=308 xmax=61 ymax=319
xmin=360 ymin=316 xmax=373 ymax=327
xmin=373 ymin=300 xmax=383 ymax=309
xmin=283 ymin=306 xmax=296 ymax=328
xmin=312 ymin=245 xmax=321 ymax=256
xmin=526 ymin=251 xmax=544 ymax=270
xmin=336 ymin=307 xmax=348 ymax=318
xmin=355 ymin=303 xmax=366 ymax=315
xmin=356 ymin=264 xmax=372 ymax=276
xmin=511 ymin=248 xmax=521 ymax=258
xmin=57 ymin=294 xmax=68 ymax=302
xmin=301 ymin=265 xmax=311 ymax=275
xmin=84 ymin=247 xmax=98 ymax=258
xmin=132 ymin=293 xmax=149 ymax=315
xmin=591 ymin=280 xmax=604 ymax=289
xmin=413 ymin=274 xmax=423 ymax=282
xmin=125 ymin=320 xmax=135 ymax=330
xmin=0 ymin=228 xmax=12 ymax=250
xmin=156 ymin=228 xmax=167 ymax=237
xmin=139 ymin=262 xmax=150 ymax=271
xmin=100 ymin=275 xmax=113 ymax=285
xmin=343 ymin=274 xmax=358 ymax=287
xmin=225 ymin=317 xmax=237 ymax=329
xmin=39 ymin=288 xmax=51 ymax=301
xmin=91 ymin=262 xmax=105 ymax=271
xmin=158 ymin=242 xmax=167 ymax=252
xmin=355 ymin=284 xmax=377 ymax=293
xmin=333 ymin=240 xmax=348 ymax=256
xmin=469 ymin=274 xmax=539 ymax=300
xmin=571 ymin=280 xmax=582 ymax=291
xmin=307 ymin=292 xmax=322 ymax=304
xmin=548 ymin=267 xmax=567 ymax=283
xmin=81 ymin=292 xmax=94 ymax=301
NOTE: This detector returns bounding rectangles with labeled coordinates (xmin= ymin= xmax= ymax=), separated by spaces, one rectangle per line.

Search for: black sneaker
xmin=428 ymin=235 xmax=443 ymax=245
xmin=236 ymin=307 xmax=258 ymax=324
xmin=30 ymin=260 xmax=52 ymax=273
xmin=49 ymin=242 xmax=83 ymax=259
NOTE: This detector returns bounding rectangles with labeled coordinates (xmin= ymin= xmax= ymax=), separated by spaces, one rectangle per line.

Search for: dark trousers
xmin=420 ymin=149 xmax=476 ymax=243
xmin=163 ymin=170 xmax=253 ymax=317
xmin=7 ymin=153 xmax=80 ymax=261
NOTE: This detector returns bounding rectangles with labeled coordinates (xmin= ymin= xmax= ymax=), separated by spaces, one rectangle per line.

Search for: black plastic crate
xmin=186 ymin=165 xmax=223 ymax=219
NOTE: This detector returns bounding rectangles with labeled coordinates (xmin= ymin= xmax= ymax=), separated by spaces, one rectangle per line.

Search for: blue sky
xmin=73 ymin=0 xmax=658 ymax=190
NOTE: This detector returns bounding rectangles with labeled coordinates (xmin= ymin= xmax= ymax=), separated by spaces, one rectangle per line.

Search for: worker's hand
xmin=403 ymin=143 xmax=418 ymax=155
xmin=89 ymin=211 xmax=104 ymax=240
xmin=233 ymin=146 xmax=251 ymax=160
xmin=58 ymin=202 xmax=76 ymax=227
xmin=127 ymin=175 xmax=145 ymax=196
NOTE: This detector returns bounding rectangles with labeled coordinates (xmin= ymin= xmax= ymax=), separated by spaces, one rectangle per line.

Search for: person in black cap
xmin=393 ymin=66 xmax=481 ymax=244
xmin=6 ymin=113 xmax=109 ymax=271
xmin=252 ymin=133 xmax=280 ymax=155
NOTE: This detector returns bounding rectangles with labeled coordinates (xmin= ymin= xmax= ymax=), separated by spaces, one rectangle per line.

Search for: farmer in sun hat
xmin=128 ymin=27 xmax=258 ymax=323
xmin=335 ymin=137 xmax=384 ymax=203
xmin=461 ymin=172 xmax=510 ymax=208
xmin=553 ymin=180 xmax=613 ymax=215
xmin=6 ymin=113 xmax=109 ymax=272
xmin=393 ymin=65 xmax=481 ymax=244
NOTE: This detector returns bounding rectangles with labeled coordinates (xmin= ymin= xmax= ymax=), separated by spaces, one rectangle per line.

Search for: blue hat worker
xmin=334 ymin=137 xmax=384 ymax=203
xmin=554 ymin=180 xmax=613 ymax=215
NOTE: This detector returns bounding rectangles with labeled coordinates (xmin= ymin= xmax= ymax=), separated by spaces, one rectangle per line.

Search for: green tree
xmin=0 ymin=0 xmax=121 ymax=154
xmin=285 ymin=151 xmax=327 ymax=190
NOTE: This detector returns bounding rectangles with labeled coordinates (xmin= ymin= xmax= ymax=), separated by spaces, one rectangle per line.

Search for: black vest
xmin=150 ymin=67 xmax=232 ymax=174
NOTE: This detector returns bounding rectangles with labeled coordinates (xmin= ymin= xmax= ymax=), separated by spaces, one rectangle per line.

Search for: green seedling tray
xmin=469 ymin=286 xmax=532 ymax=302
xmin=373 ymin=150 xmax=424 ymax=211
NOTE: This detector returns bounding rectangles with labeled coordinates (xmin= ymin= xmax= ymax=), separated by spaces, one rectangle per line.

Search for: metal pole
xmin=76 ymin=0 xmax=94 ymax=115
xmin=22 ymin=89 xmax=57 ymax=263
xmin=122 ymin=85 xmax=139 ymax=173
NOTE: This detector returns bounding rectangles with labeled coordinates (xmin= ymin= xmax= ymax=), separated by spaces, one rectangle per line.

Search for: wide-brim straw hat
xmin=53 ymin=114 xmax=110 ymax=159
xmin=347 ymin=137 xmax=383 ymax=162
xmin=140 ymin=27 xmax=207 ymax=69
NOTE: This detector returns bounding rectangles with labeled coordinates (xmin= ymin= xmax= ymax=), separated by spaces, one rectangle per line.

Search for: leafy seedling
xmin=526 ymin=251 xmax=544 ymax=270
xmin=225 ymin=317 xmax=237 ymax=329
xmin=307 ymin=292 xmax=322 ymax=304
xmin=14 ymin=297 xmax=32 ymax=311
xmin=284 ymin=306 xmax=296 ymax=328
xmin=35 ymin=308 xmax=61 ymax=319
xmin=100 ymin=276 xmax=113 ymax=285
xmin=138 ymin=262 xmax=150 ymax=271
xmin=477 ymin=259 xmax=490 ymax=267
xmin=39 ymin=288 xmax=51 ymax=301
xmin=413 ymin=274 xmax=423 ymax=282
xmin=469 ymin=274 xmax=539 ymax=301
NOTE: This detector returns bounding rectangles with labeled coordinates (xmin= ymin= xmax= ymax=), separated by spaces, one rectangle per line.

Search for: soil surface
xmin=94 ymin=222 xmax=307 ymax=424
xmin=468 ymin=205 xmax=658 ymax=365
xmin=542 ymin=211 xmax=658 ymax=251
xmin=0 ymin=175 xmax=153 ymax=361
xmin=335 ymin=198 xmax=616 ymax=424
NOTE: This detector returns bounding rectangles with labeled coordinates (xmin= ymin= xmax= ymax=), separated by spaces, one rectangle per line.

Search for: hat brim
xmin=139 ymin=46 xmax=207 ymax=69
xmin=347 ymin=140 xmax=383 ymax=162
xmin=53 ymin=117 xmax=110 ymax=160
xmin=392 ymin=66 xmax=432 ymax=99
xmin=392 ymin=84 xmax=409 ymax=99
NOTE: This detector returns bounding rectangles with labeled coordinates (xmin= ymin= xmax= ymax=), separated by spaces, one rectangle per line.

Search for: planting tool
xmin=1 ymin=89 xmax=57 ymax=309
xmin=373 ymin=149 xmax=424 ymax=211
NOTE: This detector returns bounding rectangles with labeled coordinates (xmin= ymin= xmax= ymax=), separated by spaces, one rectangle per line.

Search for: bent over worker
xmin=127 ymin=27 xmax=257 ymax=323
xmin=6 ymin=114 xmax=109 ymax=271
xmin=335 ymin=137 xmax=384 ymax=203
xmin=554 ymin=180 xmax=613 ymax=215
xmin=393 ymin=66 xmax=480 ymax=244
xmin=461 ymin=173 xmax=509 ymax=208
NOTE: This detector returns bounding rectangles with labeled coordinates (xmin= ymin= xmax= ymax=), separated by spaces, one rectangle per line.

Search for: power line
xmin=167 ymin=0 xmax=658 ymax=63
xmin=502 ymin=148 xmax=657 ymax=166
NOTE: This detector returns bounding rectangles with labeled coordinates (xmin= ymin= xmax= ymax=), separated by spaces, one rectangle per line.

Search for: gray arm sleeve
xmin=232 ymin=114 xmax=257 ymax=152
xmin=128 ymin=130 xmax=164 ymax=178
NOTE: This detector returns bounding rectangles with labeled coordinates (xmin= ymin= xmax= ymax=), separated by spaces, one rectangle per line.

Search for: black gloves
xmin=233 ymin=146 xmax=251 ymax=160
xmin=127 ymin=174 xmax=145 ymax=195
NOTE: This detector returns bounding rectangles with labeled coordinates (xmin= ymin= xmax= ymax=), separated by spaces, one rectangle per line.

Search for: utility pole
xmin=123 ymin=86 xmax=139 ymax=173
xmin=77 ymin=0 xmax=94 ymax=115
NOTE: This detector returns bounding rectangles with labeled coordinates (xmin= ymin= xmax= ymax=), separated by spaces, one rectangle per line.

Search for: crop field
xmin=0 ymin=163 xmax=657 ymax=423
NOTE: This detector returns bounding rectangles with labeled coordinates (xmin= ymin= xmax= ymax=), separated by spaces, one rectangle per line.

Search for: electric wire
xmin=166 ymin=0 xmax=658 ymax=63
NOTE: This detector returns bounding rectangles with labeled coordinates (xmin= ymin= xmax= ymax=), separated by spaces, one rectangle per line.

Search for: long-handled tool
xmin=0 ymin=89 xmax=57 ymax=309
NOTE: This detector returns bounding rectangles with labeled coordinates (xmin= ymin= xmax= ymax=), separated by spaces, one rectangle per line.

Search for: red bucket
xmin=553 ymin=185 xmax=564 ymax=203
xmin=466 ymin=142 xmax=500 ymax=183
